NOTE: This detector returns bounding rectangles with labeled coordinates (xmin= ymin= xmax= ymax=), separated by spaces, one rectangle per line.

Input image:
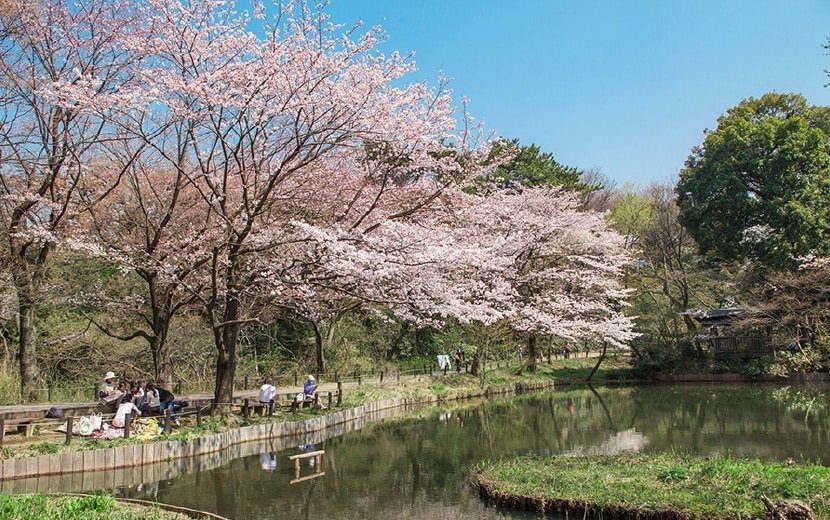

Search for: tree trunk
xmin=311 ymin=322 xmax=326 ymax=374
xmin=470 ymin=344 xmax=484 ymax=376
xmin=18 ymin=294 xmax=38 ymax=402
xmin=526 ymin=334 xmax=538 ymax=372
xmin=213 ymin=294 xmax=240 ymax=414
xmin=154 ymin=339 xmax=174 ymax=389
xmin=149 ymin=281 xmax=175 ymax=388
xmin=586 ymin=341 xmax=608 ymax=382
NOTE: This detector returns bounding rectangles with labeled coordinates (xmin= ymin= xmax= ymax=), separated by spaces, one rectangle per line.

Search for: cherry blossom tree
xmin=75 ymin=162 xmax=214 ymax=388
xmin=99 ymin=0 xmax=494 ymax=409
xmin=0 ymin=0 xmax=139 ymax=399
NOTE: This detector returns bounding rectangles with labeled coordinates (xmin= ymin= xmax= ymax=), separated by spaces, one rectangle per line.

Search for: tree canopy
xmin=479 ymin=139 xmax=599 ymax=192
xmin=676 ymin=93 xmax=830 ymax=268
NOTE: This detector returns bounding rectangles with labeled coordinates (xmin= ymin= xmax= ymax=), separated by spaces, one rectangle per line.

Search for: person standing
xmin=564 ymin=341 xmax=573 ymax=359
xmin=454 ymin=350 xmax=463 ymax=373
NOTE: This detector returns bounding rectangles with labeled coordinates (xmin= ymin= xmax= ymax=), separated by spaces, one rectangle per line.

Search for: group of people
xmin=258 ymin=374 xmax=325 ymax=409
xmin=99 ymin=371 xmax=180 ymax=428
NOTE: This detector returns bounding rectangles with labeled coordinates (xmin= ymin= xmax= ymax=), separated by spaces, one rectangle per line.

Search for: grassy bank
xmin=475 ymin=454 xmax=830 ymax=519
xmin=0 ymin=494 xmax=188 ymax=519
xmin=1 ymin=357 xmax=633 ymax=461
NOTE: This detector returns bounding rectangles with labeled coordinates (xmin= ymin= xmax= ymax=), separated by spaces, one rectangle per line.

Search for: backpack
xmin=46 ymin=407 xmax=65 ymax=419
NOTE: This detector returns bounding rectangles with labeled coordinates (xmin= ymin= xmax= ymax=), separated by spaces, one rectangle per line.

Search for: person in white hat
xmin=302 ymin=375 xmax=325 ymax=409
xmin=99 ymin=371 xmax=121 ymax=405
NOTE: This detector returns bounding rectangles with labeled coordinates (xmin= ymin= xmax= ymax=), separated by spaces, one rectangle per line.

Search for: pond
xmin=6 ymin=384 xmax=830 ymax=519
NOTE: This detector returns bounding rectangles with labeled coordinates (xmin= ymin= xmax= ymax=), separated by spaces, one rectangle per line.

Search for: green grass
xmin=476 ymin=454 xmax=830 ymax=518
xmin=0 ymin=494 xmax=185 ymax=519
xmin=540 ymin=356 xmax=635 ymax=381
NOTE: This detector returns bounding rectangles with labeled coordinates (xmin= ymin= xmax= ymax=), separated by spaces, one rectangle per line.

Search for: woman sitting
xmin=112 ymin=394 xmax=141 ymax=428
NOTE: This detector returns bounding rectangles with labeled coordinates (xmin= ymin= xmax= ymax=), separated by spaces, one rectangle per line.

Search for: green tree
xmin=481 ymin=139 xmax=598 ymax=192
xmin=677 ymin=93 xmax=830 ymax=268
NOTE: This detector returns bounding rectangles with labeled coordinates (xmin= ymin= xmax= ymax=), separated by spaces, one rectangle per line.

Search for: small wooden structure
xmin=683 ymin=307 xmax=776 ymax=359
xmin=288 ymin=450 xmax=325 ymax=484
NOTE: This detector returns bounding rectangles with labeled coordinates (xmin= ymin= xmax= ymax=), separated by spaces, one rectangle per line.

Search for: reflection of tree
xmin=141 ymin=385 xmax=830 ymax=519
xmin=588 ymin=384 xmax=616 ymax=430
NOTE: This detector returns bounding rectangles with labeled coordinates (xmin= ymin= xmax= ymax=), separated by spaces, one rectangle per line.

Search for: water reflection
xmin=4 ymin=384 xmax=829 ymax=519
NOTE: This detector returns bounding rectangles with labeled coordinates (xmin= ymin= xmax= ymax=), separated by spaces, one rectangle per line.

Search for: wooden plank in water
xmin=290 ymin=471 xmax=325 ymax=484
xmin=288 ymin=450 xmax=324 ymax=460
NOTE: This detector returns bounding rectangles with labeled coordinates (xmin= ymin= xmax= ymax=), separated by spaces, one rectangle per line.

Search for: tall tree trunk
xmin=213 ymin=291 xmax=240 ymax=413
xmin=470 ymin=344 xmax=484 ymax=376
xmin=150 ymin=334 xmax=174 ymax=389
xmin=311 ymin=322 xmax=326 ymax=374
xmin=526 ymin=334 xmax=538 ymax=372
xmin=18 ymin=293 xmax=38 ymax=401
xmin=149 ymin=280 xmax=175 ymax=388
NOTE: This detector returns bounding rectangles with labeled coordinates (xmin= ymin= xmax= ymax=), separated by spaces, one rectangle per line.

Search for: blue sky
xmin=322 ymin=1 xmax=830 ymax=186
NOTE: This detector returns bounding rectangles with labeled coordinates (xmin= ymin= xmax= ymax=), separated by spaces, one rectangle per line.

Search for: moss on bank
xmin=475 ymin=454 xmax=829 ymax=519
xmin=0 ymin=493 xmax=189 ymax=519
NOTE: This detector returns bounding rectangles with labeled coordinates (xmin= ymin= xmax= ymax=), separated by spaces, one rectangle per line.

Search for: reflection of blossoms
xmin=567 ymin=428 xmax=648 ymax=456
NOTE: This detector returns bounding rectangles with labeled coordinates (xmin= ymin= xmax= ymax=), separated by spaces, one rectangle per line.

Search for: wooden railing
xmin=710 ymin=335 xmax=774 ymax=359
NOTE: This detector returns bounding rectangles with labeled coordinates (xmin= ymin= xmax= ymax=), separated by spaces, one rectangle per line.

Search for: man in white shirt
xmin=259 ymin=376 xmax=277 ymax=404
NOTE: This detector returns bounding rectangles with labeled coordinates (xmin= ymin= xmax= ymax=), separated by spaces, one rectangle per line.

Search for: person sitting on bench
xmin=302 ymin=375 xmax=325 ymax=409
xmin=99 ymin=371 xmax=123 ymax=406
xmin=145 ymin=383 xmax=180 ymax=427
xmin=259 ymin=376 xmax=277 ymax=406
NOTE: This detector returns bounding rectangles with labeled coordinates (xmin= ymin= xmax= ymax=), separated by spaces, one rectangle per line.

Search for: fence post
xmin=92 ymin=384 xmax=98 ymax=401
xmin=244 ymin=376 xmax=249 ymax=390
xmin=196 ymin=407 xmax=202 ymax=427
xmin=48 ymin=383 xmax=53 ymax=402
xmin=380 ymin=371 xmax=384 ymax=383
xmin=327 ymin=392 xmax=332 ymax=409
xmin=423 ymin=364 xmax=427 ymax=375
xmin=353 ymin=368 xmax=358 ymax=380
xmin=294 ymin=372 xmax=298 ymax=386
xmin=243 ymin=398 xmax=249 ymax=418
xmin=465 ymin=362 xmax=469 ymax=373
xmin=124 ymin=413 xmax=131 ymax=439
xmin=0 ymin=418 xmax=5 ymax=448
xmin=429 ymin=365 xmax=433 ymax=376
xmin=291 ymin=400 xmax=297 ymax=415
xmin=175 ymin=380 xmax=183 ymax=394
xmin=334 ymin=371 xmax=338 ymax=383
xmin=337 ymin=381 xmax=343 ymax=406
xmin=164 ymin=409 xmax=172 ymax=435
xmin=357 ymin=373 xmax=362 ymax=385
xmin=65 ymin=417 xmax=73 ymax=446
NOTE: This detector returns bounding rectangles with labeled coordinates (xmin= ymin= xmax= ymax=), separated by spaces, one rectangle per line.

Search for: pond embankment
xmin=475 ymin=454 xmax=829 ymax=519
xmin=0 ymin=378 xmax=558 ymax=482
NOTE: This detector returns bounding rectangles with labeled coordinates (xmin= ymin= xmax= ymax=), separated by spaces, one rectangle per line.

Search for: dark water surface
xmin=12 ymin=384 xmax=830 ymax=519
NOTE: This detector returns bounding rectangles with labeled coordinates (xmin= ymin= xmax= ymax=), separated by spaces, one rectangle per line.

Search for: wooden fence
xmin=709 ymin=335 xmax=775 ymax=359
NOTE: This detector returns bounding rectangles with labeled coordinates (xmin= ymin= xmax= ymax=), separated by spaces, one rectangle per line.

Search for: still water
xmin=12 ymin=384 xmax=830 ymax=519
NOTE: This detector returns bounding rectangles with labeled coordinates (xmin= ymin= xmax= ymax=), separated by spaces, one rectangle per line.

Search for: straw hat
xmin=104 ymin=371 xmax=116 ymax=380
xmin=307 ymin=375 xmax=315 ymax=382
